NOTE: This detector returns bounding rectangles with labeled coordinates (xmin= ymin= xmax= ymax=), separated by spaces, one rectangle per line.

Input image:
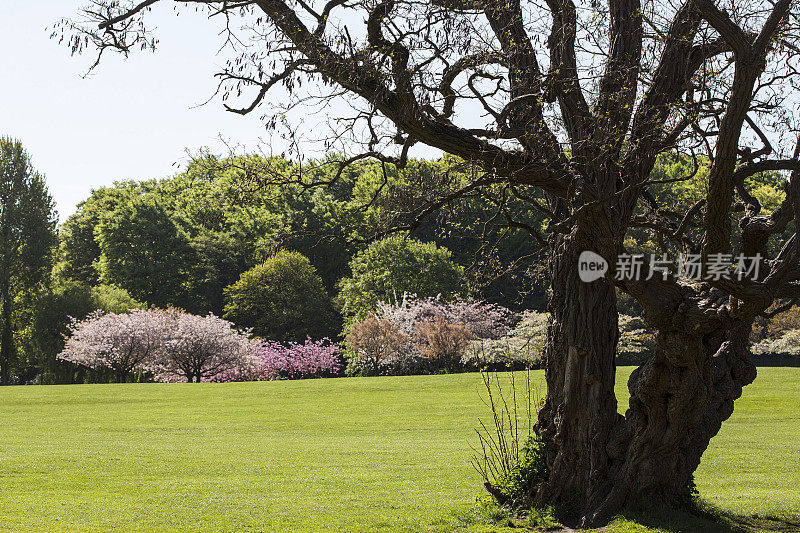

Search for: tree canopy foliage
xmin=338 ymin=236 xmax=464 ymax=323
xmin=223 ymin=250 xmax=338 ymax=342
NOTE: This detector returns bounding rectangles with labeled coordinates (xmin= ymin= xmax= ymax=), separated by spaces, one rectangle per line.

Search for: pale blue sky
xmin=0 ymin=2 xmax=290 ymax=221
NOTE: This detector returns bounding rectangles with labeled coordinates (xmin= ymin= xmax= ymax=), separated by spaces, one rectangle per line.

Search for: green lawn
xmin=0 ymin=368 xmax=798 ymax=532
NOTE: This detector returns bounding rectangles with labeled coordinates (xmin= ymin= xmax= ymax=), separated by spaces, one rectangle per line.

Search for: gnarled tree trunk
xmin=591 ymin=320 xmax=756 ymax=522
xmin=534 ymin=230 xmax=624 ymax=519
xmin=535 ymin=264 xmax=758 ymax=525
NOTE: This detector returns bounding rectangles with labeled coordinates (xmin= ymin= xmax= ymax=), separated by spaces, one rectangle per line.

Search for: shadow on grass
xmin=447 ymin=498 xmax=800 ymax=533
xmin=603 ymin=499 xmax=800 ymax=533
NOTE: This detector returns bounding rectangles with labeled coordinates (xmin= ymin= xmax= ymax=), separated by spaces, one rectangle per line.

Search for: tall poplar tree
xmin=0 ymin=138 xmax=58 ymax=385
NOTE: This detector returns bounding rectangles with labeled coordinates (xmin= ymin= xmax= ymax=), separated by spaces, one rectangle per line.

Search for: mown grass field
xmin=0 ymin=368 xmax=798 ymax=532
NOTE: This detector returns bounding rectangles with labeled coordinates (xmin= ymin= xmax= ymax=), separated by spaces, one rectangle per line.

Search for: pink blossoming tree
xmin=58 ymin=309 xmax=169 ymax=382
xmin=153 ymin=311 xmax=258 ymax=383
xmin=58 ymin=308 xmax=259 ymax=383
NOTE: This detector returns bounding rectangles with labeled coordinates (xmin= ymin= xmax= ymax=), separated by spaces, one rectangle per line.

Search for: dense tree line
xmin=2 ymin=144 xmax=791 ymax=386
xmin=5 ymin=151 xmax=550 ymax=383
xmin=56 ymin=155 xmax=549 ymax=316
xmin=0 ymin=138 xmax=58 ymax=385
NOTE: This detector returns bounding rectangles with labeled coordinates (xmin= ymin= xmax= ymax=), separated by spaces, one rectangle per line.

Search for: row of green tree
xmin=1 ymin=137 xmax=791 ymax=384
xmin=1 ymin=141 xmax=552 ymax=384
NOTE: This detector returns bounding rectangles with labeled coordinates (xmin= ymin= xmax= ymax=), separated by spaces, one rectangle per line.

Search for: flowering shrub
xmin=466 ymin=311 xmax=656 ymax=368
xmin=346 ymin=316 xmax=408 ymax=376
xmin=414 ymin=316 xmax=474 ymax=373
xmin=752 ymin=329 xmax=800 ymax=356
xmin=467 ymin=311 xmax=548 ymax=369
xmin=444 ymin=298 xmax=514 ymax=339
xmin=213 ymin=338 xmax=342 ymax=381
xmin=751 ymin=304 xmax=800 ymax=343
xmin=374 ymin=293 xmax=512 ymax=339
xmin=346 ymin=293 xmax=511 ymax=375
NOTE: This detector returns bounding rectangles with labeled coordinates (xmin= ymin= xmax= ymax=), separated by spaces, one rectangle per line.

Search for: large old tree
xmin=61 ymin=0 xmax=800 ymax=524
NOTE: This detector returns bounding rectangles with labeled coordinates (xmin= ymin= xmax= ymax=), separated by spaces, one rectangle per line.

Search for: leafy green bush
xmin=617 ymin=314 xmax=655 ymax=364
xmin=337 ymin=236 xmax=463 ymax=324
xmin=494 ymin=433 xmax=550 ymax=504
xmin=223 ymin=250 xmax=338 ymax=342
xmin=90 ymin=284 xmax=145 ymax=314
xmin=17 ymin=282 xmax=143 ymax=384
xmin=679 ymin=474 xmax=701 ymax=509
xmin=466 ymin=311 xmax=548 ymax=369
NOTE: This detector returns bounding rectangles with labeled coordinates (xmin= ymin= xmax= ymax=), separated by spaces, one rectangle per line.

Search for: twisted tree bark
xmin=533 ymin=229 xmax=624 ymax=521
xmin=591 ymin=321 xmax=756 ymax=523
xmin=535 ymin=261 xmax=759 ymax=525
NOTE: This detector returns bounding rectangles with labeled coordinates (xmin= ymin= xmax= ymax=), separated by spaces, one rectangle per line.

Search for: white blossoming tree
xmin=752 ymin=329 xmax=800 ymax=356
xmin=58 ymin=309 xmax=169 ymax=382
xmin=58 ymin=308 xmax=258 ymax=383
xmin=154 ymin=311 xmax=258 ymax=383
